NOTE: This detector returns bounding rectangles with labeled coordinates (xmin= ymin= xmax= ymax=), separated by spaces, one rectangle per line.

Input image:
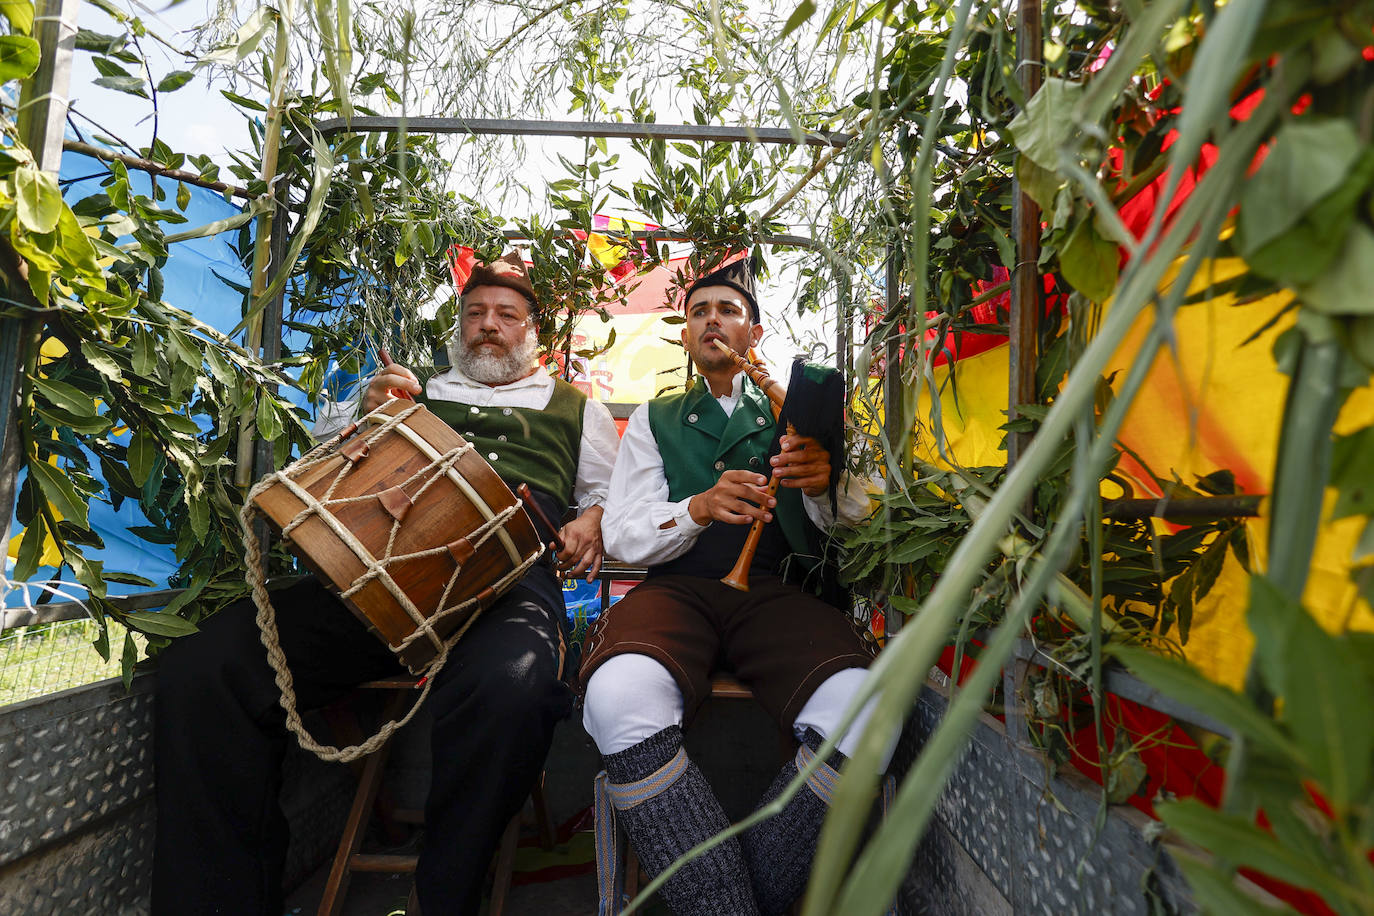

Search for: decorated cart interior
xmin=3 ymin=1 xmax=1373 ymax=915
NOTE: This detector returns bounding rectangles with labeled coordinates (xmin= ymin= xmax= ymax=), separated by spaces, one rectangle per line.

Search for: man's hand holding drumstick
xmin=363 ymin=347 xmax=422 ymax=412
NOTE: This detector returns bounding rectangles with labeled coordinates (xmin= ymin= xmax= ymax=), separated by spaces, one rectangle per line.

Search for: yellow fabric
xmin=906 ymin=256 xmax=1374 ymax=688
xmin=565 ymin=311 xmax=685 ymax=404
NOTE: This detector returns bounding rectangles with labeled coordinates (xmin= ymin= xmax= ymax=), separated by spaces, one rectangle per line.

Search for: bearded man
xmin=152 ymin=253 xmax=618 ymax=915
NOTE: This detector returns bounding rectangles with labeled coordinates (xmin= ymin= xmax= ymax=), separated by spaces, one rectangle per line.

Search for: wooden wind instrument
xmin=711 ymin=339 xmax=793 ymax=592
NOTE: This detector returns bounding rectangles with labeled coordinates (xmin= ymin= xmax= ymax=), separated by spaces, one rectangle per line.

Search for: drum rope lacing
xmin=241 ymin=402 xmax=544 ymax=763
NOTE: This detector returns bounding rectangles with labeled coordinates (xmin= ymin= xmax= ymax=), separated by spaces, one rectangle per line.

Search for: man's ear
xmin=749 ymin=324 xmax=764 ymax=348
xmin=681 ymin=326 xmax=690 ymax=349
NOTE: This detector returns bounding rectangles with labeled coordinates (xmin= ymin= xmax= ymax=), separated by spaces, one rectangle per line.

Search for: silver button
xmin=497 ymin=434 xmax=507 ymax=442
xmin=687 ymin=413 xmax=698 ymax=423
xmin=749 ymin=457 xmax=760 ymax=467
xmin=464 ymin=431 xmax=473 ymax=437
xmin=469 ymin=406 xmax=480 ymax=414
xmin=713 ymin=460 xmax=725 ymax=471
xmin=755 ymin=416 xmax=767 ymax=426
xmin=502 ymin=407 xmax=513 ymax=416
xmin=488 ymin=452 xmax=499 ymax=461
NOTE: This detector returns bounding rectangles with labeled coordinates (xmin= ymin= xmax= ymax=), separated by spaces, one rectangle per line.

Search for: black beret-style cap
xmin=684 ymin=256 xmax=759 ymax=323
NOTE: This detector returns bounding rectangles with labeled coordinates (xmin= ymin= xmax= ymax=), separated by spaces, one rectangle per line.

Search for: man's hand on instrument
xmin=688 ymin=470 xmax=775 ymax=527
xmin=363 ymin=365 xmax=421 ymax=412
xmin=772 ymin=434 xmax=832 ymax=498
xmin=557 ymin=507 xmax=604 ymax=582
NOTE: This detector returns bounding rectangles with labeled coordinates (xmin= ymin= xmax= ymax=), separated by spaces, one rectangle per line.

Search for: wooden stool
xmin=316 ymin=677 xmax=555 ymax=916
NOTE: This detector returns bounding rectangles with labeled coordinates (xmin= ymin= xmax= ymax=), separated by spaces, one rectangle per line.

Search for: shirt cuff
xmin=666 ymin=497 xmax=707 ymax=534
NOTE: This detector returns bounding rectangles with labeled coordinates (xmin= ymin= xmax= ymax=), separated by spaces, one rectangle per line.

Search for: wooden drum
xmin=250 ymin=398 xmax=543 ymax=672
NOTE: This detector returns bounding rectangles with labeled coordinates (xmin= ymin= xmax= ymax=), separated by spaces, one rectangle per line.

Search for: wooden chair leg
xmin=623 ymin=846 xmax=640 ymax=899
xmin=317 ymin=691 xmax=406 ymax=916
xmin=531 ymin=774 xmax=556 ymax=851
xmin=487 ymin=811 xmax=522 ymax=916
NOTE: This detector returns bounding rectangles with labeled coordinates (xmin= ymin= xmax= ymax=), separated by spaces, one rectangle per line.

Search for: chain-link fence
xmin=0 ymin=618 xmax=143 ymax=707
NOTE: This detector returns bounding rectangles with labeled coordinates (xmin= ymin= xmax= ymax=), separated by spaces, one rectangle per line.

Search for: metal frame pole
xmin=882 ymin=244 xmax=902 ymax=638
xmin=1007 ymin=0 xmax=1044 ymax=471
xmin=0 ymin=0 xmax=80 ymax=553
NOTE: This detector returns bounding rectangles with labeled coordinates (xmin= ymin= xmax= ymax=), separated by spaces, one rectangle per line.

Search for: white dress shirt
xmin=602 ymin=373 xmax=873 ymax=567
xmin=313 ymin=365 xmax=619 ymax=510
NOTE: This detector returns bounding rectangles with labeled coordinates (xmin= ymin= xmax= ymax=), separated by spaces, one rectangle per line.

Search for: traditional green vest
xmin=647 ymin=374 xmax=814 ymax=564
xmin=415 ymin=370 xmax=586 ymax=507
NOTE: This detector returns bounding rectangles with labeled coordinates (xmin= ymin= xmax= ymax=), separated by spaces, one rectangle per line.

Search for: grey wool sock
xmin=740 ymin=728 xmax=843 ymax=915
xmin=603 ymin=725 xmax=759 ymax=916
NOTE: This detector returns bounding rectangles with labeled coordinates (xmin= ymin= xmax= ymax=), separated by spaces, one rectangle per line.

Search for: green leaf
xmin=54 ymin=206 xmax=102 ymax=281
xmin=1007 ymin=78 xmax=1084 ymax=170
xmin=203 ymin=346 xmax=235 ymax=387
xmin=220 ymin=89 xmax=266 ymax=112
xmin=121 ymin=630 xmax=137 ymax=690
xmin=0 ymin=34 xmax=39 ymax=82
xmin=31 ymin=375 xmax=98 ymax=417
xmin=164 ymin=328 xmax=202 ymax=369
xmin=1244 ymin=149 xmax=1374 ymax=288
xmin=1330 ymin=426 xmax=1374 ymax=520
xmin=160 ymin=576 xmax=208 ymax=617
xmin=128 ymin=429 xmax=156 ymax=484
xmin=13 ymin=513 xmax=48 ymax=581
xmin=1161 ymin=799 xmax=1354 ymax=905
xmin=1249 ymin=577 xmax=1374 ymax=806
xmin=65 ymin=549 xmax=105 ymax=599
xmin=1015 ymin=154 xmax=1064 ymax=214
xmin=780 ymin=0 xmax=816 ymax=40
xmin=256 ymin=396 xmax=283 ymax=442
xmin=28 ymin=457 xmax=89 ymax=528
xmin=92 ymin=618 xmax=110 ymax=662
xmin=1 ymin=0 xmax=34 ymax=35
xmin=1172 ymin=850 xmax=1294 ymax=916
xmin=93 ymin=74 xmax=148 ymax=97
xmin=1110 ymin=645 xmax=1298 ymax=760
xmin=126 ymin=610 xmax=199 ymax=638
xmin=1059 ymin=213 xmax=1119 ymax=303
xmin=13 ymin=166 xmax=62 ymax=232
xmin=132 ymin=329 xmax=157 ymax=377
xmin=176 ymin=181 xmax=191 ymax=211
xmin=81 ymin=341 xmax=124 ymax=382
xmin=185 ymin=491 xmax=211 ymax=541
xmin=1239 ymin=119 xmax=1359 ymax=254
xmin=1298 ymin=223 xmax=1374 ymax=316
xmin=156 ymin=69 xmax=194 ymax=93
xmin=35 ymin=407 xmax=112 ymax=436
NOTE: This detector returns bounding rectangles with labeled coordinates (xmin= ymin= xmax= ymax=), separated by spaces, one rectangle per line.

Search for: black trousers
xmin=151 ymin=570 xmax=572 ymax=915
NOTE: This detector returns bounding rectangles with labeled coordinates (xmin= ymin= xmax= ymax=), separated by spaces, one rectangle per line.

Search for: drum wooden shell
xmin=251 ymin=399 xmax=542 ymax=672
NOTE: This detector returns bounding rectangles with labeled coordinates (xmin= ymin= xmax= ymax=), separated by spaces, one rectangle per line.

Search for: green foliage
xmin=1117 ymin=580 xmax=1374 ymax=915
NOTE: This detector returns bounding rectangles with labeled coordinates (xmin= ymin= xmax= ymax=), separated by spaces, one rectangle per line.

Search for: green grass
xmin=0 ymin=619 xmax=143 ymax=707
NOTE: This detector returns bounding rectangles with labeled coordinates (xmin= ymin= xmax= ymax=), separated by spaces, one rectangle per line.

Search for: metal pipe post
xmin=1007 ymin=0 xmax=1044 ymax=470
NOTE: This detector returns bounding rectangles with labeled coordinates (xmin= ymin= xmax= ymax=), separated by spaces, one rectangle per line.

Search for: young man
xmin=579 ymin=258 xmax=890 ymax=916
xmin=153 ymin=253 xmax=618 ymax=915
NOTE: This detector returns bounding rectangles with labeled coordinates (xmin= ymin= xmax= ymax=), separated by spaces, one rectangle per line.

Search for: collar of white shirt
xmin=712 ymin=371 xmax=745 ymax=415
xmin=427 ymin=365 xmax=555 ymax=407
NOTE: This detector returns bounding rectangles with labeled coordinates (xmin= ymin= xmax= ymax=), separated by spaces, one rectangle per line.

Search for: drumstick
xmin=377 ymin=346 xmax=415 ymax=401
xmin=517 ymin=483 xmax=566 ymax=553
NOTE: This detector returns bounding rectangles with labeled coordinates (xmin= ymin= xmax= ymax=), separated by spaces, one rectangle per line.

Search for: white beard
xmin=448 ymin=323 xmax=539 ymax=385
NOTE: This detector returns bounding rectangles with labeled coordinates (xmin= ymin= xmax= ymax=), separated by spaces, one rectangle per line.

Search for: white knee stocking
xmin=582 ymin=653 xmax=684 ymax=755
xmin=792 ymin=667 xmax=897 ymax=769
